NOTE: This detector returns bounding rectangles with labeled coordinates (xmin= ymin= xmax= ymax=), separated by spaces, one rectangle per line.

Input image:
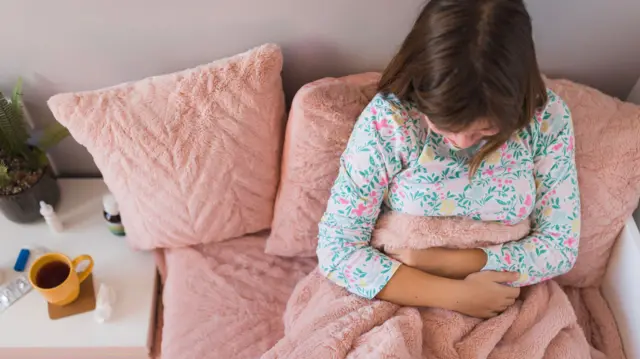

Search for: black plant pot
xmin=0 ymin=170 xmax=61 ymax=223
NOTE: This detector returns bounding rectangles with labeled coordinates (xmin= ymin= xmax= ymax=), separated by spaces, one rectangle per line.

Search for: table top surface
xmin=0 ymin=179 xmax=157 ymax=349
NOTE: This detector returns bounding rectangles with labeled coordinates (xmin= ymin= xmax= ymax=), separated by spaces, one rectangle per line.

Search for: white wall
xmin=2 ymin=0 xmax=640 ymax=175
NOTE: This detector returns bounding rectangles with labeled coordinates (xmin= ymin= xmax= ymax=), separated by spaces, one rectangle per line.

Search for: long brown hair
xmin=379 ymin=0 xmax=547 ymax=177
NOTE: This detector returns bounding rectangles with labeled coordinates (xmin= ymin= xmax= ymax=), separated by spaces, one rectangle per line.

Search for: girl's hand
xmin=447 ymin=271 xmax=521 ymax=319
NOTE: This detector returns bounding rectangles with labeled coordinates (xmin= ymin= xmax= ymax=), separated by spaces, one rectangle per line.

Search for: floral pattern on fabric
xmin=317 ymin=90 xmax=580 ymax=299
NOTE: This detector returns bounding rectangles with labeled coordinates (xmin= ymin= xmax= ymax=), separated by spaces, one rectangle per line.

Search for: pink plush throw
xmin=48 ymin=44 xmax=286 ymax=249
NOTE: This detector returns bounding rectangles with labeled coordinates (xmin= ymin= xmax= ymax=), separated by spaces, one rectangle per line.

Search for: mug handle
xmin=71 ymin=255 xmax=94 ymax=283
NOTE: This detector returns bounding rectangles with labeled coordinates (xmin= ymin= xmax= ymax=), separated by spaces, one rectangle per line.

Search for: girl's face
xmin=426 ymin=117 xmax=500 ymax=149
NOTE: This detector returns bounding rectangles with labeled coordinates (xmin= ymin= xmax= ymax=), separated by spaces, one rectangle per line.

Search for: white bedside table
xmin=0 ymin=179 xmax=158 ymax=359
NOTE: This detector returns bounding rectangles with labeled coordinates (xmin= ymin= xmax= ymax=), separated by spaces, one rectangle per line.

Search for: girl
xmin=317 ymin=0 xmax=580 ymax=319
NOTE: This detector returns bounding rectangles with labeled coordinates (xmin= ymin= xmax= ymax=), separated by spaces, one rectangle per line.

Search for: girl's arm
xmin=378 ymin=265 xmax=520 ymax=318
xmin=385 ymin=247 xmax=488 ymax=280
xmin=481 ymin=93 xmax=580 ymax=285
xmin=317 ymin=95 xmax=406 ymax=299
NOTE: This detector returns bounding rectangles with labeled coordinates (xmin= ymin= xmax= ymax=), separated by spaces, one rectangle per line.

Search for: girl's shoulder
xmin=522 ymin=88 xmax=573 ymax=144
xmin=354 ymin=92 xmax=426 ymax=157
xmin=362 ymin=92 xmax=425 ymax=131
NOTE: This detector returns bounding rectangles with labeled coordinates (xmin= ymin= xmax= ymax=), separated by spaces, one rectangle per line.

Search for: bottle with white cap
xmin=103 ymin=194 xmax=125 ymax=236
xmin=94 ymin=283 xmax=116 ymax=323
xmin=40 ymin=201 xmax=64 ymax=233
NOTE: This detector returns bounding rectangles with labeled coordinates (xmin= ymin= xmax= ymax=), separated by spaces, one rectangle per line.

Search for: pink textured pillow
xmin=547 ymin=78 xmax=640 ymax=286
xmin=265 ymin=73 xmax=381 ymax=257
xmin=48 ymin=44 xmax=286 ymax=249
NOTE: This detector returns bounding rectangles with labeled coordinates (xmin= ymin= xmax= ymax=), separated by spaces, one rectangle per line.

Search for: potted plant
xmin=0 ymin=79 xmax=69 ymax=223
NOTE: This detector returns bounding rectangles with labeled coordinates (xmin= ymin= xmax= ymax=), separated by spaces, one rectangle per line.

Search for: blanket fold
xmin=263 ymin=212 xmax=623 ymax=359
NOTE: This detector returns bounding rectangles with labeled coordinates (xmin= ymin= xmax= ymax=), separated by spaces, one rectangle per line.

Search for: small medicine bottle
xmin=103 ymin=194 xmax=125 ymax=236
xmin=40 ymin=201 xmax=64 ymax=233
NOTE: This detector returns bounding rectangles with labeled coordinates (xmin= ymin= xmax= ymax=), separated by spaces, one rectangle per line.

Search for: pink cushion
xmin=265 ymin=73 xmax=381 ymax=257
xmin=268 ymin=74 xmax=640 ymax=287
xmin=161 ymin=234 xmax=316 ymax=359
xmin=547 ymin=78 xmax=640 ymax=286
xmin=48 ymin=44 xmax=286 ymax=249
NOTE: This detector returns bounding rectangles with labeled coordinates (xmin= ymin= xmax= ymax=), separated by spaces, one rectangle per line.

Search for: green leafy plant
xmin=0 ymin=79 xmax=69 ymax=195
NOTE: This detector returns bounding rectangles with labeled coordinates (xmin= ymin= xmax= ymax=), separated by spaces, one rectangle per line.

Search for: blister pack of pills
xmin=0 ymin=246 xmax=50 ymax=313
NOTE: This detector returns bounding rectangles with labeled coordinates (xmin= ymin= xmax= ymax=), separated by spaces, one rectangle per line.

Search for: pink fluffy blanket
xmin=262 ymin=212 xmax=624 ymax=359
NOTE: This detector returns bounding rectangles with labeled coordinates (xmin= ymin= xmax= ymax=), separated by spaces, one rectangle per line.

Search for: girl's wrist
xmin=436 ymin=278 xmax=469 ymax=311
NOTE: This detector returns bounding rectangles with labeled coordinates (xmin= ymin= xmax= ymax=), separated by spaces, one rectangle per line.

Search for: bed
xmin=45 ymin=41 xmax=640 ymax=358
xmin=149 ymin=216 xmax=639 ymax=359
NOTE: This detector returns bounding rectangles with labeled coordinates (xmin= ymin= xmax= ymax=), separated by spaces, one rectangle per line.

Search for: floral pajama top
xmin=317 ymin=90 xmax=581 ymax=299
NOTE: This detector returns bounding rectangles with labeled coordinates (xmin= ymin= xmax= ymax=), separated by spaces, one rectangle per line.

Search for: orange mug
xmin=28 ymin=253 xmax=94 ymax=306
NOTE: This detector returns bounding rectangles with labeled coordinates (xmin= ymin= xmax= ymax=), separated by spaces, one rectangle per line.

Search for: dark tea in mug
xmin=35 ymin=261 xmax=71 ymax=289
